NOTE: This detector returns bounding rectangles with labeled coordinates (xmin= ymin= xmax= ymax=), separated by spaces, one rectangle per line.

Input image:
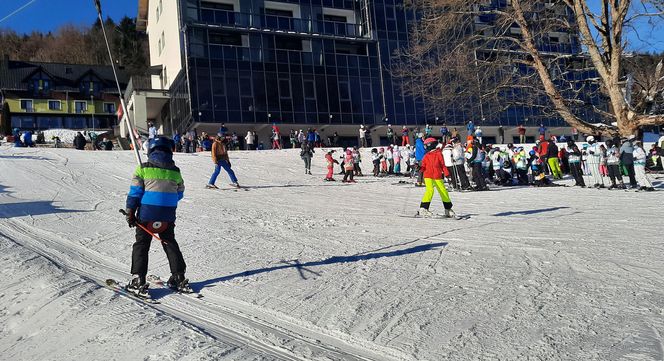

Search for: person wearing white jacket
xmin=586 ymin=136 xmax=604 ymax=188
xmin=633 ymin=141 xmax=654 ymax=191
xmin=451 ymin=140 xmax=470 ymax=189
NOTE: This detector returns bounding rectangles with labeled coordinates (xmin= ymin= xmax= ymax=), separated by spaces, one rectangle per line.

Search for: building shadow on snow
xmin=0 ymin=201 xmax=88 ymax=218
xmin=492 ymin=206 xmax=570 ymax=217
xmin=187 ymin=242 xmax=448 ymax=294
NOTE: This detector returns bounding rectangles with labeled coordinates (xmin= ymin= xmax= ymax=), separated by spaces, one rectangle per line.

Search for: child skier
xmin=379 ymin=147 xmax=388 ymax=175
xmin=342 ymin=149 xmax=356 ymax=183
xmin=529 ymin=151 xmax=551 ymax=186
xmin=385 ymin=145 xmax=394 ymax=174
xmin=325 ymin=150 xmax=338 ymax=181
xmin=417 ymin=138 xmax=456 ymax=218
xmin=352 ymin=147 xmax=363 ymax=176
xmin=125 ymin=137 xmax=189 ymax=297
xmin=371 ymin=148 xmax=381 ymax=177
xmin=393 ymin=145 xmax=402 ymax=174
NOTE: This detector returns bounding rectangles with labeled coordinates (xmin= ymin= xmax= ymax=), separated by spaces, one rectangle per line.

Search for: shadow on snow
xmin=0 ymin=201 xmax=87 ymax=218
xmin=492 ymin=206 xmax=571 ymax=217
xmin=178 ymin=242 xmax=448 ymax=295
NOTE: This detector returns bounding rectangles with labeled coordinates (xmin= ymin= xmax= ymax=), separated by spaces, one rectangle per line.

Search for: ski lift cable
xmin=0 ymin=0 xmax=39 ymax=25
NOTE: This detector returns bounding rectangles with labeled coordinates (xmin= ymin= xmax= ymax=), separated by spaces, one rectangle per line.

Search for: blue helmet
xmin=149 ymin=136 xmax=175 ymax=154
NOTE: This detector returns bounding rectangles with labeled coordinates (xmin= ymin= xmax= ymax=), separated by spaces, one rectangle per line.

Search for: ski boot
xmin=444 ymin=209 xmax=457 ymax=218
xmin=418 ymin=207 xmax=434 ymax=218
xmin=126 ymin=275 xmax=150 ymax=298
xmin=167 ymin=274 xmax=193 ymax=293
xmin=206 ymin=184 xmax=219 ymax=189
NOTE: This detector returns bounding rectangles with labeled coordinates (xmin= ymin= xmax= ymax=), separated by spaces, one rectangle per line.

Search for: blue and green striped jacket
xmin=126 ymin=153 xmax=185 ymax=222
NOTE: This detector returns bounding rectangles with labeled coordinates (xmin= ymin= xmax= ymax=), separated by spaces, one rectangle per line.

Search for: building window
xmin=264 ymin=8 xmax=293 ymax=17
xmin=20 ymin=99 xmax=34 ymax=112
xmin=48 ymin=100 xmax=62 ymax=111
xmin=103 ymin=103 xmax=116 ymax=114
xmin=159 ymin=31 xmax=165 ymax=55
xmin=339 ymin=81 xmax=350 ymax=100
xmin=274 ymin=36 xmax=302 ymax=50
xmin=279 ymin=79 xmax=291 ymax=98
xmin=201 ymin=1 xmax=234 ymax=10
xmin=75 ymin=101 xmax=88 ymax=114
xmin=209 ymin=31 xmax=242 ymax=46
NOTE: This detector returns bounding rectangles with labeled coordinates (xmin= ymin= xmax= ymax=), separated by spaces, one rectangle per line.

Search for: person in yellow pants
xmin=547 ymin=157 xmax=562 ymax=179
xmin=418 ymin=138 xmax=456 ymax=218
xmin=545 ymin=138 xmax=563 ymax=179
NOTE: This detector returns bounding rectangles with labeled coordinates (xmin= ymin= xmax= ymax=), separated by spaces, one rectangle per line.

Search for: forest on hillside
xmin=0 ymin=16 xmax=149 ymax=76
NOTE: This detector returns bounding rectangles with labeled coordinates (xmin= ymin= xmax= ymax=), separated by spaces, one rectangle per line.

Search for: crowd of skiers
xmin=301 ymin=131 xmax=659 ymax=192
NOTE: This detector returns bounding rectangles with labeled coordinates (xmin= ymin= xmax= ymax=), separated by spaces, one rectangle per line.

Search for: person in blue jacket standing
xmin=414 ymin=133 xmax=426 ymax=186
xmin=125 ymin=137 xmax=189 ymax=297
xmin=23 ymin=131 xmax=34 ymax=147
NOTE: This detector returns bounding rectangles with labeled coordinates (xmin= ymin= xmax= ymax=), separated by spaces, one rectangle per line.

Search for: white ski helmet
xmin=586 ymin=136 xmax=595 ymax=143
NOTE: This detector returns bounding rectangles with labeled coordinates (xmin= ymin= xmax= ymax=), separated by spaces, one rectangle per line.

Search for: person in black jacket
xmin=546 ymin=138 xmax=562 ymax=179
xmin=73 ymin=132 xmax=87 ymax=150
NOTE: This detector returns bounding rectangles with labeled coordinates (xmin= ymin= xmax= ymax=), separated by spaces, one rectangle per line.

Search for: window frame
xmin=20 ymin=99 xmax=34 ymax=112
xmin=48 ymin=100 xmax=62 ymax=111
xmin=103 ymin=102 xmax=116 ymax=114
xmin=74 ymin=100 xmax=88 ymax=114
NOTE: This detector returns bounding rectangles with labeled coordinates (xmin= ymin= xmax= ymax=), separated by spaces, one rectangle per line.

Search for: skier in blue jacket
xmin=125 ymin=137 xmax=189 ymax=297
xmin=414 ymin=134 xmax=426 ymax=186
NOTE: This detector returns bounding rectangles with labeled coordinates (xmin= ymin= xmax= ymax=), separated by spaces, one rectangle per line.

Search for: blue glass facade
xmin=178 ymin=0 xmax=605 ymax=129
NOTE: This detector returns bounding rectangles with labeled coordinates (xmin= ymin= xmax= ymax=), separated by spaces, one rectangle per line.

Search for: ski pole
xmin=119 ymin=209 xmax=167 ymax=245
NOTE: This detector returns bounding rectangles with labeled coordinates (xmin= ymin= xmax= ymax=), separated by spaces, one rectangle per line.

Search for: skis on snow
xmin=146 ymin=275 xmax=203 ymax=299
xmin=105 ymin=279 xmax=160 ymax=304
xmin=398 ymin=213 xmax=471 ymax=220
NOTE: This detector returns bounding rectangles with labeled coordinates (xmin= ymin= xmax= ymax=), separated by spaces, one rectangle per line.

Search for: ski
xmin=105 ymin=279 xmax=160 ymax=304
xmin=146 ymin=275 xmax=203 ymax=299
xmin=398 ymin=214 xmax=471 ymax=220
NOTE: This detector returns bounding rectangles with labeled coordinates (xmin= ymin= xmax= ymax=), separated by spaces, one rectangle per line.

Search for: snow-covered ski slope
xmin=1 ymin=145 xmax=663 ymax=361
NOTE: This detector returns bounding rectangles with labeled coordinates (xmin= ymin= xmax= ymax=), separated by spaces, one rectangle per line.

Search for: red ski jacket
xmin=420 ymin=149 xmax=450 ymax=179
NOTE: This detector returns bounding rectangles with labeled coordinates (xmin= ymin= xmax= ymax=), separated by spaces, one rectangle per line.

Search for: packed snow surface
xmin=1 ymin=146 xmax=663 ymax=360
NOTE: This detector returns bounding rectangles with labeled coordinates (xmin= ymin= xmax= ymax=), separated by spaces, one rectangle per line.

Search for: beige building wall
xmin=146 ymin=0 xmax=183 ymax=90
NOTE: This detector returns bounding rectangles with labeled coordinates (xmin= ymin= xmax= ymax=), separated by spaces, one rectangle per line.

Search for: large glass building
xmin=137 ymin=0 xmax=605 ymax=144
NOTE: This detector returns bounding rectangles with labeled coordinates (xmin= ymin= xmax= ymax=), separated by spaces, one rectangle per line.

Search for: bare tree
xmin=394 ymin=0 xmax=664 ymax=137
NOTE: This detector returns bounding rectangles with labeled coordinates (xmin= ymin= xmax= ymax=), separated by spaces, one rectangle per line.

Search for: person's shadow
xmin=189 ymin=242 xmax=448 ymax=293
xmin=0 ymin=200 xmax=87 ymax=218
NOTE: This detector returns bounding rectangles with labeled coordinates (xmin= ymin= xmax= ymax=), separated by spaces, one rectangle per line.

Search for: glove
xmin=126 ymin=208 xmax=137 ymax=228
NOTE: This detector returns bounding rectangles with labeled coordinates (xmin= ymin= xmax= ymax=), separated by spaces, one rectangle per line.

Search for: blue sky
xmin=0 ymin=0 xmax=135 ymax=33
xmin=0 ymin=0 xmax=662 ymax=52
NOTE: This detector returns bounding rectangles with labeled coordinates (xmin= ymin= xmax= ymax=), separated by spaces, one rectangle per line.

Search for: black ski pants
xmin=624 ymin=164 xmax=637 ymax=187
xmin=454 ymin=164 xmax=470 ymax=189
xmin=569 ymin=162 xmax=585 ymax=186
xmin=471 ymin=162 xmax=486 ymax=189
xmin=343 ymin=169 xmax=355 ymax=182
xmin=131 ymin=223 xmax=186 ymax=278
xmin=607 ymin=164 xmax=623 ymax=185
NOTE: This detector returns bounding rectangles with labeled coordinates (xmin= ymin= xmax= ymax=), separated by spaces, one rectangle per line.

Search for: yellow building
xmin=0 ymin=57 xmax=127 ymax=130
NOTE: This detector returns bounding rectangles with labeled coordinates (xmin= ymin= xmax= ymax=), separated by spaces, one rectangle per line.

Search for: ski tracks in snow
xmin=0 ymin=217 xmax=409 ymax=361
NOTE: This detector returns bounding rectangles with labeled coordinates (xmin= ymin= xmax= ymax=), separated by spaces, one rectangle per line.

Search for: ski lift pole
xmin=93 ymin=0 xmax=142 ymax=166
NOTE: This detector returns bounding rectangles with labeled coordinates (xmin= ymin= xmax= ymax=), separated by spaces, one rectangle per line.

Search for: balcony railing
xmin=195 ymin=9 xmax=368 ymax=39
xmin=124 ymin=75 xmax=155 ymax=102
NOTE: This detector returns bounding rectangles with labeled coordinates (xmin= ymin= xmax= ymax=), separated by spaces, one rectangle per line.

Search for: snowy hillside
xmin=1 ymin=145 xmax=663 ymax=360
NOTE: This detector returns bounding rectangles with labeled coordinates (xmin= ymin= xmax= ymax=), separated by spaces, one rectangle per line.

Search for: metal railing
xmin=124 ymin=76 xmax=154 ymax=102
xmin=194 ymin=8 xmax=368 ymax=39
